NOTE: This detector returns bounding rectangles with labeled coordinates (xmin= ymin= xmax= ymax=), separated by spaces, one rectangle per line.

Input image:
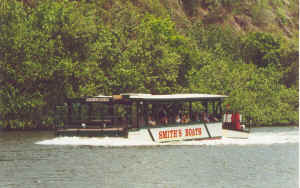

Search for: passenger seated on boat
xmin=208 ymin=114 xmax=219 ymax=122
xmin=186 ymin=114 xmax=190 ymax=123
xmin=181 ymin=114 xmax=190 ymax=124
xmin=175 ymin=115 xmax=181 ymax=124
xmin=160 ymin=116 xmax=168 ymax=125
xmin=192 ymin=112 xmax=200 ymax=122
xmin=148 ymin=116 xmax=156 ymax=126
xmin=201 ymin=112 xmax=209 ymax=123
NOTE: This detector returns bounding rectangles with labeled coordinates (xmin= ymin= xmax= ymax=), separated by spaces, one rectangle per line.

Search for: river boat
xmin=55 ymin=93 xmax=235 ymax=142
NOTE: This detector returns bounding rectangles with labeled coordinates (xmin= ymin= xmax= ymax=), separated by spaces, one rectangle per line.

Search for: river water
xmin=0 ymin=126 xmax=298 ymax=188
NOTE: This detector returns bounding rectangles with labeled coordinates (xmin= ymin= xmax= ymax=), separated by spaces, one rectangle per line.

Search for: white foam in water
xmin=36 ymin=127 xmax=299 ymax=147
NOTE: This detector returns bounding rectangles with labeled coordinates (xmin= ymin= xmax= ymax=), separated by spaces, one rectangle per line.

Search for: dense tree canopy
xmin=0 ymin=0 xmax=298 ymax=128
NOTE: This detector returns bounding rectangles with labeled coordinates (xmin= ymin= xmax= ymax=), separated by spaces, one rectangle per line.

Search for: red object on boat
xmin=235 ymin=112 xmax=241 ymax=130
xmin=230 ymin=112 xmax=241 ymax=130
xmin=231 ymin=112 xmax=235 ymax=129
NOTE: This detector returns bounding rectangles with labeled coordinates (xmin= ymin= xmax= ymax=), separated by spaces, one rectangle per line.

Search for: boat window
xmin=113 ymin=103 xmax=131 ymax=128
xmin=70 ymin=103 xmax=81 ymax=121
xmin=67 ymin=101 xmax=134 ymax=128
xmin=142 ymin=100 xmax=222 ymax=127
xmin=68 ymin=103 xmax=90 ymax=122
xmin=89 ymin=103 xmax=111 ymax=122
xmin=199 ymin=101 xmax=223 ymax=123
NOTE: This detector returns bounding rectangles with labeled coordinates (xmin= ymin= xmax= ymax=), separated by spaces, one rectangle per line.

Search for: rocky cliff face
xmin=161 ymin=0 xmax=298 ymax=38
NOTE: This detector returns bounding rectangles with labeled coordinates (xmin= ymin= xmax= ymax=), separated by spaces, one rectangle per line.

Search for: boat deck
xmin=222 ymin=128 xmax=249 ymax=139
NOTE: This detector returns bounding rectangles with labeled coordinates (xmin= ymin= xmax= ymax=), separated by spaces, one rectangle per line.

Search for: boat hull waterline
xmin=55 ymin=122 xmax=250 ymax=142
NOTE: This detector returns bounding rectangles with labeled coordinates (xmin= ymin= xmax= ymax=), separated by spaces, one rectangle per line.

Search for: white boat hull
xmin=128 ymin=123 xmax=250 ymax=142
xmin=222 ymin=129 xmax=249 ymax=139
xmin=131 ymin=122 xmax=223 ymax=143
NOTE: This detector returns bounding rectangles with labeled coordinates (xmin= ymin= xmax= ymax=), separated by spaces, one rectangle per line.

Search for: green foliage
xmin=0 ymin=0 xmax=298 ymax=128
xmin=190 ymin=22 xmax=242 ymax=59
xmin=188 ymin=52 xmax=298 ymax=125
xmin=189 ymin=24 xmax=298 ymax=125
xmin=241 ymin=32 xmax=281 ymax=67
xmin=0 ymin=0 xmax=105 ymax=128
xmin=249 ymin=0 xmax=273 ymax=27
xmin=278 ymin=36 xmax=299 ymax=88
xmin=105 ymin=15 xmax=183 ymax=94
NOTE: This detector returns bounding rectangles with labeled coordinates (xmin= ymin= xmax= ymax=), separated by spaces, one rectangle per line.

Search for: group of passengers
xmin=147 ymin=112 xmax=219 ymax=126
xmin=200 ymin=112 xmax=219 ymax=123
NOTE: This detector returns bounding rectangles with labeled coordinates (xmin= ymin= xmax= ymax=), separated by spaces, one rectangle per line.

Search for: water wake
xmin=36 ymin=127 xmax=298 ymax=147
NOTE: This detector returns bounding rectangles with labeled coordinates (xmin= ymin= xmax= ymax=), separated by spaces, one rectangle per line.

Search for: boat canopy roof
xmin=127 ymin=93 xmax=227 ymax=102
xmin=93 ymin=94 xmax=113 ymax=98
xmin=68 ymin=93 xmax=227 ymax=103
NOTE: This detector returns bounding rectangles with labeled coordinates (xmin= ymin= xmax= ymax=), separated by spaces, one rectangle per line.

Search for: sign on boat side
xmin=147 ymin=123 xmax=222 ymax=142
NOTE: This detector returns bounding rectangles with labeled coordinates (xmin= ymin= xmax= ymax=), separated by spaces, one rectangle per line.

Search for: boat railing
xmin=222 ymin=113 xmax=252 ymax=131
xmin=56 ymin=114 xmax=130 ymax=129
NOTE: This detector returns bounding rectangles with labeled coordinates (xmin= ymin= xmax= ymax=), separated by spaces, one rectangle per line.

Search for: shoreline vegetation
xmin=0 ymin=124 xmax=298 ymax=132
xmin=0 ymin=0 xmax=298 ymax=130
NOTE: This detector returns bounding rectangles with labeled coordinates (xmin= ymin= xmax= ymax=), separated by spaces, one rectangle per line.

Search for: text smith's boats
xmin=55 ymin=93 xmax=249 ymax=142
